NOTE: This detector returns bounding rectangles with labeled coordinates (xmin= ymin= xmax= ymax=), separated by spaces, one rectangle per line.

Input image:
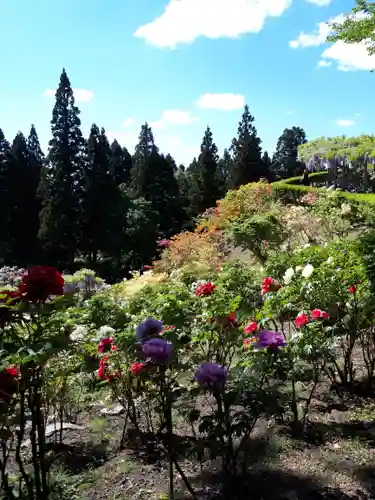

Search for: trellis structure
xmin=298 ymin=135 xmax=375 ymax=192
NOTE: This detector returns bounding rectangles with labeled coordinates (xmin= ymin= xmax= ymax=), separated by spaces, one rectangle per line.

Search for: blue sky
xmin=1 ymin=0 xmax=374 ymax=165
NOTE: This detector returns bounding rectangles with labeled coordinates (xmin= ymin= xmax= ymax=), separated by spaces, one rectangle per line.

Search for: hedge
xmin=275 ymin=171 xmax=328 ymax=186
xmin=271 ymin=182 xmax=375 ymax=205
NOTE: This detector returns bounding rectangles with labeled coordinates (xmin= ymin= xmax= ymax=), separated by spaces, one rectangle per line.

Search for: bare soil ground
xmin=44 ymin=374 xmax=375 ymax=500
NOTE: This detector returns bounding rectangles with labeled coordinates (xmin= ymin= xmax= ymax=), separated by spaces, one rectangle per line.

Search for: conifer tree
xmin=110 ymin=139 xmax=132 ymax=186
xmin=38 ymin=69 xmax=86 ymax=268
xmin=130 ymin=124 xmax=183 ymax=236
xmin=218 ymin=148 xmax=233 ymax=194
xmin=8 ymin=132 xmax=41 ymax=265
xmin=0 ymin=129 xmax=11 ymax=262
xmin=188 ymin=127 xmax=221 ymax=215
xmin=261 ymin=151 xmax=272 ymax=180
xmin=229 ymin=105 xmax=263 ymax=189
xmin=272 ymin=127 xmax=307 ymax=179
xmin=80 ymin=125 xmax=123 ymax=265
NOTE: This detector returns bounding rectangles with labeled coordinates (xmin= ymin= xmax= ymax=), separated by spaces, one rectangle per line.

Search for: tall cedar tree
xmin=38 ymin=69 xmax=86 ymax=268
xmin=110 ymin=139 xmax=132 ymax=186
xmin=130 ymin=123 xmax=183 ymax=237
xmin=0 ymin=129 xmax=11 ymax=262
xmin=229 ymin=105 xmax=263 ymax=189
xmin=8 ymin=132 xmax=41 ymax=265
xmin=26 ymin=125 xmax=44 ymax=259
xmin=271 ymin=127 xmax=307 ymax=179
xmin=81 ymin=125 xmax=123 ymax=265
xmin=218 ymin=148 xmax=233 ymax=194
xmin=176 ymin=167 xmax=192 ymax=229
xmin=188 ymin=126 xmax=221 ymax=216
xmin=261 ymin=151 xmax=272 ymax=180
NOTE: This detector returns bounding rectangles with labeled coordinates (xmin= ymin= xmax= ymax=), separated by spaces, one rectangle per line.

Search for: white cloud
xmin=196 ymin=93 xmax=245 ymax=111
xmin=45 ymin=88 xmax=94 ymax=103
xmin=123 ymin=118 xmax=136 ymax=128
xmin=290 ymin=11 xmax=375 ymax=71
xmin=336 ymin=119 xmax=354 ymax=127
xmin=150 ymin=109 xmax=199 ymax=130
xmin=320 ymin=40 xmax=375 ymax=71
xmin=317 ymin=59 xmax=332 ymax=67
xmin=305 ymin=0 xmax=332 ymax=6
xmin=134 ymin=0 xmax=292 ymax=49
xmin=289 ymin=14 xmax=344 ymax=49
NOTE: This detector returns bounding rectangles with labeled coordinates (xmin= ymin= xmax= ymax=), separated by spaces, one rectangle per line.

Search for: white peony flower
xmin=70 ymin=325 xmax=88 ymax=341
xmin=301 ymin=264 xmax=314 ymax=279
xmin=98 ymin=325 xmax=115 ymax=337
xmin=283 ymin=267 xmax=295 ymax=285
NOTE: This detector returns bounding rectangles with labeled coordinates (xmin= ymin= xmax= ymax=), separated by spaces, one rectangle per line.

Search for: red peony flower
xmin=261 ymin=277 xmax=280 ymax=295
xmin=227 ymin=312 xmax=236 ymax=323
xmin=0 ymin=366 xmax=19 ymax=403
xmin=296 ymin=313 xmax=309 ymax=328
xmin=111 ymin=345 xmax=118 ymax=352
xmin=195 ymin=282 xmax=216 ymax=297
xmin=130 ymin=362 xmax=146 ymax=376
xmin=244 ymin=321 xmax=258 ymax=334
xmin=4 ymin=367 xmax=19 ymax=377
xmin=98 ymin=338 xmax=113 ymax=353
xmin=348 ymin=285 xmax=356 ymax=294
xmin=18 ymin=266 xmax=64 ymax=302
xmin=97 ymin=365 xmax=106 ymax=380
xmin=311 ymin=309 xmax=329 ymax=321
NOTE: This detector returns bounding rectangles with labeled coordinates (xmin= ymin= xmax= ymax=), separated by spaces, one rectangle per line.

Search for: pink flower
xmin=195 ymin=282 xmax=216 ymax=297
xmin=348 ymin=285 xmax=356 ymax=294
xmin=296 ymin=314 xmax=309 ymax=328
xmin=311 ymin=309 xmax=329 ymax=321
xmin=144 ymin=265 xmax=153 ymax=270
xmin=244 ymin=321 xmax=258 ymax=334
xmin=111 ymin=345 xmax=118 ymax=352
xmin=98 ymin=338 xmax=113 ymax=353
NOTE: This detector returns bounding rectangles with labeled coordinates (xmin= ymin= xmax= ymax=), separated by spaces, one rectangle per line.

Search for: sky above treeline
xmin=1 ymin=0 xmax=373 ymax=165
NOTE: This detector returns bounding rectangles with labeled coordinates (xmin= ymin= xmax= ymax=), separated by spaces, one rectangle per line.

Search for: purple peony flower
xmin=142 ymin=338 xmax=173 ymax=364
xmin=255 ymin=330 xmax=286 ymax=351
xmin=195 ymin=363 xmax=227 ymax=390
xmin=136 ymin=318 xmax=164 ymax=343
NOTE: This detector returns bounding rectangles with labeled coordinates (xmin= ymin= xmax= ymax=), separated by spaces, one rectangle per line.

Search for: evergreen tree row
xmin=0 ymin=69 xmax=307 ymax=279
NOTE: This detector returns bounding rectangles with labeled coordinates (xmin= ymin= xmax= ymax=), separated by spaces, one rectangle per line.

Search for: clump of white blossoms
xmin=301 ymin=264 xmax=314 ymax=279
xmin=70 ymin=325 xmax=89 ymax=341
xmin=283 ymin=267 xmax=295 ymax=285
xmin=98 ymin=325 xmax=115 ymax=337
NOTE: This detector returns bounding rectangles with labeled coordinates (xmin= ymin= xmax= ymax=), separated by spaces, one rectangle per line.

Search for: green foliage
xmin=271 ymin=126 xmax=307 ymax=179
xmin=228 ymin=105 xmax=264 ymax=189
xmin=298 ymin=134 xmax=375 ymax=161
xmin=328 ymin=1 xmax=375 ymax=57
xmin=224 ymin=211 xmax=287 ymax=263
xmin=38 ymin=69 xmax=86 ymax=268
xmin=187 ymin=126 xmax=222 ymax=216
